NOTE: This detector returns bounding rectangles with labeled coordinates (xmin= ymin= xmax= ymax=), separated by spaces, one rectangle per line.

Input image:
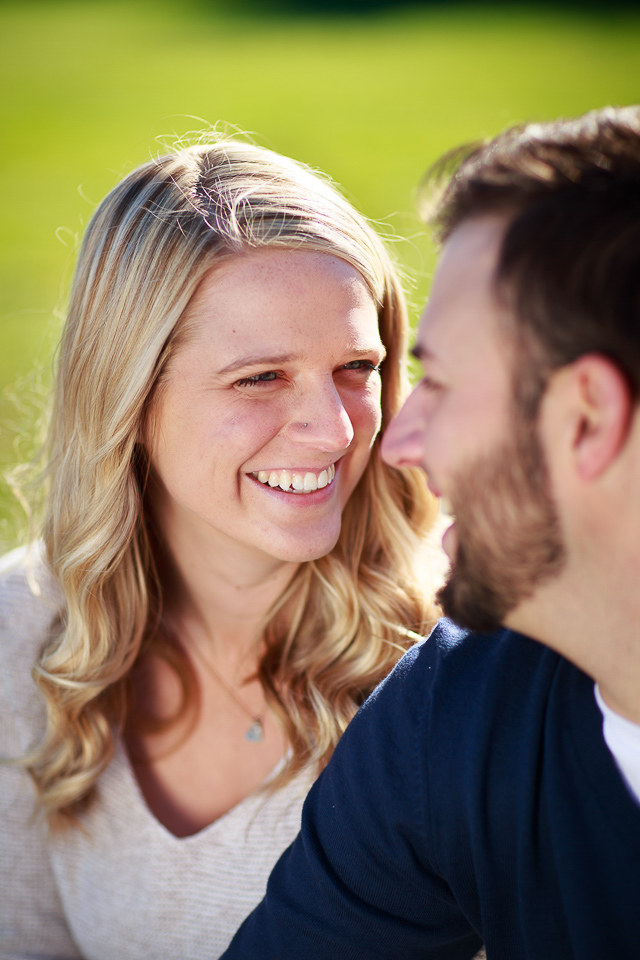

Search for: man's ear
xmin=565 ymin=354 xmax=633 ymax=482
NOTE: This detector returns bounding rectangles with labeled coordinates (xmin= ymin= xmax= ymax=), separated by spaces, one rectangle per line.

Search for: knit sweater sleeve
xmin=221 ymin=622 xmax=483 ymax=960
xmin=0 ymin=551 xmax=82 ymax=960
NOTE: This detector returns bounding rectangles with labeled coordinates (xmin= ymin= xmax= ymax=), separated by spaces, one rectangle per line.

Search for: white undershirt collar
xmin=594 ymin=684 xmax=640 ymax=805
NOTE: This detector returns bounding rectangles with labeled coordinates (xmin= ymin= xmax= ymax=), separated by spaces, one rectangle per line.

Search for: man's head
xmin=383 ymin=106 xmax=640 ymax=634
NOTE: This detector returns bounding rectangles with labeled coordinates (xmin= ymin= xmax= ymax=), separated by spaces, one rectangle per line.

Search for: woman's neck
xmin=155 ymin=514 xmax=300 ymax=671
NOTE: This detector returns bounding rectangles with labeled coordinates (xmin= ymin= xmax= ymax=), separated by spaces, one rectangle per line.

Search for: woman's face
xmin=147 ymin=248 xmax=385 ymax=565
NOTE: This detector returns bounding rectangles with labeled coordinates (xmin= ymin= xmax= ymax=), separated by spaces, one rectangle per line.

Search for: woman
xmin=0 ymin=138 xmax=439 ymax=958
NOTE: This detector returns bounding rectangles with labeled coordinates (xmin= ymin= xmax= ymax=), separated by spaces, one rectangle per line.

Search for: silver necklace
xmin=195 ymin=649 xmax=265 ymax=743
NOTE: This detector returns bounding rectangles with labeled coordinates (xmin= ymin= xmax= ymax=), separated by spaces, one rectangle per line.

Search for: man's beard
xmin=437 ymin=408 xmax=566 ymax=634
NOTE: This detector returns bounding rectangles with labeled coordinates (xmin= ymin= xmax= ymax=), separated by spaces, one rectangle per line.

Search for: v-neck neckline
xmin=113 ymin=738 xmax=293 ymax=843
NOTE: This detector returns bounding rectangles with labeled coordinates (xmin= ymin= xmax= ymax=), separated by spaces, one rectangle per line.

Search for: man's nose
xmin=381 ymin=389 xmax=425 ymax=469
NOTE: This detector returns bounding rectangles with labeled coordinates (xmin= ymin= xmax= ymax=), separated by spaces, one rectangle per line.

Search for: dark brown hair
xmin=423 ymin=106 xmax=640 ymax=406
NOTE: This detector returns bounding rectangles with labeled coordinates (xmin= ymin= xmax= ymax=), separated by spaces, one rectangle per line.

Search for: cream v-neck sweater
xmin=0 ymin=549 xmax=311 ymax=959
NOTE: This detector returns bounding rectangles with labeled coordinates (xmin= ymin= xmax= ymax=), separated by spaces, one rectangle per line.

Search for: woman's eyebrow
xmin=344 ymin=346 xmax=387 ymax=361
xmin=219 ymin=345 xmax=386 ymax=376
xmin=217 ymin=353 xmax=297 ymax=375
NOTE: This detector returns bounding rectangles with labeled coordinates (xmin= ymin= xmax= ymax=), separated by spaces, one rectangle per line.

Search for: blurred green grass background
xmin=1 ymin=0 xmax=639 ymax=548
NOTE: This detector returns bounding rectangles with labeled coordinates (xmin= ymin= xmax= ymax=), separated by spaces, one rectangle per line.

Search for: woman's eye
xmin=235 ymin=371 xmax=280 ymax=387
xmin=342 ymin=360 xmax=380 ymax=374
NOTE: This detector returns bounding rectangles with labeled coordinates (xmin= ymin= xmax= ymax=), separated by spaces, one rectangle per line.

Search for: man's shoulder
xmin=373 ymin=618 xmax=553 ymax=702
xmin=349 ymin=620 xmax=581 ymax=861
xmin=356 ymin=618 xmax=566 ymax=766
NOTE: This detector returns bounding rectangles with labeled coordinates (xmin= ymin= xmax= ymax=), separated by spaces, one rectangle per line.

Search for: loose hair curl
xmin=23 ymin=138 xmax=438 ymax=827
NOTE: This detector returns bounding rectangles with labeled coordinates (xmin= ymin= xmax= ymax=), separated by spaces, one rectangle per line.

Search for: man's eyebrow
xmin=410 ymin=344 xmax=435 ymax=362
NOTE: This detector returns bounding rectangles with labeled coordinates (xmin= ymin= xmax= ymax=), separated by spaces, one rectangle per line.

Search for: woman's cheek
xmin=214 ymin=402 xmax=287 ymax=445
xmin=359 ymin=381 xmax=383 ymax=440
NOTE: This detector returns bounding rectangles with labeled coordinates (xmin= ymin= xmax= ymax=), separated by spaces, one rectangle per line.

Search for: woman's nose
xmin=286 ymin=383 xmax=355 ymax=452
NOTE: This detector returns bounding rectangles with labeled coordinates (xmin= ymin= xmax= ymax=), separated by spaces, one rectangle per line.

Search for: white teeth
xmin=279 ymin=470 xmax=293 ymax=492
xmin=252 ymin=464 xmax=336 ymax=493
xmin=303 ymin=472 xmax=318 ymax=492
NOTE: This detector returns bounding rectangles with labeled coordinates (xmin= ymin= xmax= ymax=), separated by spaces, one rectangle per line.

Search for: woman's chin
xmin=262 ymin=526 xmax=342 ymax=565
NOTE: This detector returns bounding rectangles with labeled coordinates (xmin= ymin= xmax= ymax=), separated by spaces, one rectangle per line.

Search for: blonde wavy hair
xmin=22 ymin=138 xmax=438 ymax=827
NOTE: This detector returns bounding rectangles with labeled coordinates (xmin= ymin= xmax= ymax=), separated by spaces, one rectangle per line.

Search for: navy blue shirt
xmin=222 ymin=620 xmax=640 ymax=959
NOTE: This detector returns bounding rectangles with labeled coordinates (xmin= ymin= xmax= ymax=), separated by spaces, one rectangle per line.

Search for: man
xmin=221 ymin=106 xmax=640 ymax=959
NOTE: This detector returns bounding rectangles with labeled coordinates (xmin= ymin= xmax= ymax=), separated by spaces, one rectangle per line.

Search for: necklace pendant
xmin=245 ymin=718 xmax=264 ymax=742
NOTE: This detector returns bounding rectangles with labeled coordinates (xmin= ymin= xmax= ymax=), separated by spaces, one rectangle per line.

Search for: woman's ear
xmin=566 ymin=354 xmax=633 ymax=482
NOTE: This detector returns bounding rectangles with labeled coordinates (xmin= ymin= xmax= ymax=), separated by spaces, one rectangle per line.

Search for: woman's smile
xmin=250 ymin=463 xmax=336 ymax=494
